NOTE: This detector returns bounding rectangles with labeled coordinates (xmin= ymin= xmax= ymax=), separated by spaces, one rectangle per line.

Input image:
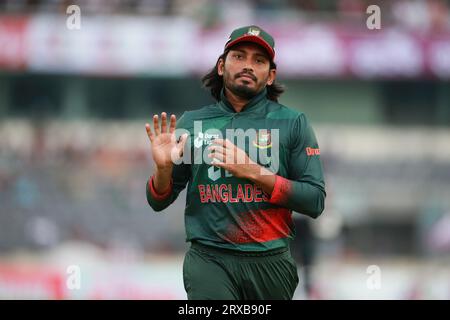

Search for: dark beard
xmin=227 ymin=82 xmax=259 ymax=100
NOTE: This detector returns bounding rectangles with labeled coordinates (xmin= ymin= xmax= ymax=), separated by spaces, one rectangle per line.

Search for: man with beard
xmin=145 ymin=25 xmax=326 ymax=300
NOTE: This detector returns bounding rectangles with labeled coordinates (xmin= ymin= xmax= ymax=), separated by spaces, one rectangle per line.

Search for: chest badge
xmin=252 ymin=131 xmax=272 ymax=149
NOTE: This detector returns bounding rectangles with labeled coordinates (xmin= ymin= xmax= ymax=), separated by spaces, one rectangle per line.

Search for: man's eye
xmin=234 ymin=54 xmax=242 ymax=59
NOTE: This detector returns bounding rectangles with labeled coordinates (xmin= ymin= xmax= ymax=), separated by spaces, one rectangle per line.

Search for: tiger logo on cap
xmin=247 ymin=27 xmax=261 ymax=36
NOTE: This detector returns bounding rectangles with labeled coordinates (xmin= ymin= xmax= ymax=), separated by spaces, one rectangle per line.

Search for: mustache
xmin=235 ymin=71 xmax=256 ymax=81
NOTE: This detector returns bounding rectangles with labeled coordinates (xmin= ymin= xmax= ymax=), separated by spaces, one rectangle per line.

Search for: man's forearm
xmin=245 ymin=163 xmax=325 ymax=218
xmin=153 ymin=166 xmax=173 ymax=194
xmin=245 ymin=164 xmax=276 ymax=196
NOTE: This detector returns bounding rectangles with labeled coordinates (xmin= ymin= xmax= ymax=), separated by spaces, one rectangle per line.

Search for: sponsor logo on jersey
xmin=306 ymin=147 xmax=320 ymax=156
xmin=194 ymin=131 xmax=220 ymax=148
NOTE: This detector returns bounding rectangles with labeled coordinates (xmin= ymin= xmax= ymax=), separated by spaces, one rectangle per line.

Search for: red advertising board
xmin=0 ymin=16 xmax=28 ymax=70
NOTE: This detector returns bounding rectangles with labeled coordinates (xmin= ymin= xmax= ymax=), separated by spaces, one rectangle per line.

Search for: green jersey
xmin=146 ymin=88 xmax=326 ymax=252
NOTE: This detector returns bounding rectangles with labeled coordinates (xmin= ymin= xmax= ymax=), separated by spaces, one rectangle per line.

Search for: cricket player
xmin=145 ymin=25 xmax=326 ymax=300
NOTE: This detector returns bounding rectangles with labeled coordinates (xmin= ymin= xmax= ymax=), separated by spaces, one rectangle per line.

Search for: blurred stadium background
xmin=0 ymin=0 xmax=450 ymax=299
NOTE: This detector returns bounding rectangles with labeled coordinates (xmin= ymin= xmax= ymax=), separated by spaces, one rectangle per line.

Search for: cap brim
xmin=225 ymin=35 xmax=275 ymax=60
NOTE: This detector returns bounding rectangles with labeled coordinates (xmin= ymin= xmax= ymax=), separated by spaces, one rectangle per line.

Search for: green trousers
xmin=183 ymin=241 xmax=299 ymax=300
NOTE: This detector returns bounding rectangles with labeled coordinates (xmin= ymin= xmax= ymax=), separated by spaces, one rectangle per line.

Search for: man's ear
xmin=267 ymin=69 xmax=276 ymax=86
xmin=217 ymin=58 xmax=224 ymax=76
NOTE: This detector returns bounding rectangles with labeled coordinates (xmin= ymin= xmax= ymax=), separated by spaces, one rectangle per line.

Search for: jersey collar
xmin=218 ymin=87 xmax=268 ymax=114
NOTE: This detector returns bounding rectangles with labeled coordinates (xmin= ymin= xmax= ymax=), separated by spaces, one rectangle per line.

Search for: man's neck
xmin=223 ymin=87 xmax=249 ymax=113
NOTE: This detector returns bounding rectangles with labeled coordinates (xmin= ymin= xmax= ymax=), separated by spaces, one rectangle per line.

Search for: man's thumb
xmin=177 ymin=133 xmax=189 ymax=156
xmin=170 ymin=133 xmax=188 ymax=164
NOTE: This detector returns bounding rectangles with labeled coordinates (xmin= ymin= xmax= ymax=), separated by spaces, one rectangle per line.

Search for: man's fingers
xmin=178 ymin=133 xmax=188 ymax=147
xmin=153 ymin=115 xmax=160 ymax=135
xmin=161 ymin=112 xmax=167 ymax=133
xmin=209 ymin=142 xmax=232 ymax=166
xmin=208 ymin=145 xmax=225 ymax=155
xmin=236 ymin=150 xmax=247 ymax=164
xmin=212 ymin=138 xmax=234 ymax=149
xmin=210 ymin=144 xmax=244 ymax=164
xmin=211 ymin=158 xmax=225 ymax=168
xmin=224 ymin=139 xmax=234 ymax=149
xmin=209 ymin=151 xmax=225 ymax=162
xmin=169 ymin=114 xmax=176 ymax=134
xmin=145 ymin=123 xmax=154 ymax=142
xmin=212 ymin=138 xmax=226 ymax=147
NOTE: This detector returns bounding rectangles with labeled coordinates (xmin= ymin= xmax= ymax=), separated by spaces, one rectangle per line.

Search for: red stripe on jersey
xmin=225 ymin=208 xmax=293 ymax=244
xmin=148 ymin=175 xmax=173 ymax=201
xmin=268 ymin=175 xmax=292 ymax=206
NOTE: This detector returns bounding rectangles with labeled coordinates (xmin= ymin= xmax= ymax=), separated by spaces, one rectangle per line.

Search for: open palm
xmin=145 ymin=112 xmax=187 ymax=170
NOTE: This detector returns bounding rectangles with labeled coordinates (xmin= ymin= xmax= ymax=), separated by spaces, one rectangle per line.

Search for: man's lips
xmin=237 ymin=74 xmax=256 ymax=81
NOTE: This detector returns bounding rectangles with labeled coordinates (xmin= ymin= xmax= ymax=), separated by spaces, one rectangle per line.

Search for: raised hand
xmin=145 ymin=112 xmax=188 ymax=170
